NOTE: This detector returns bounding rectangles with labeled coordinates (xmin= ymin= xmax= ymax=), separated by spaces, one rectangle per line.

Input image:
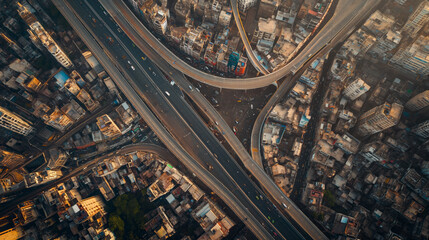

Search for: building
xmin=76 ymin=89 xmax=99 ymax=112
xmin=360 ymin=141 xmax=390 ymax=163
xmin=45 ymin=107 xmax=74 ymax=132
xmin=395 ymin=0 xmax=407 ymax=5
xmin=96 ymin=114 xmax=122 ymax=138
xmin=252 ymin=18 xmax=277 ymax=44
xmin=401 ymin=0 xmax=429 ymax=37
xmin=180 ymin=27 xmax=207 ymax=59
xmin=235 ymin=56 xmax=247 ymax=76
xmin=405 ymin=90 xmax=429 ymax=111
xmin=61 ymin=100 xmax=86 ymax=122
xmin=0 ymin=148 xmax=26 ymax=171
xmin=412 ymin=120 xmax=429 ymax=138
xmin=24 ymin=170 xmax=62 ymax=188
xmin=0 ymin=106 xmax=34 ymax=136
xmin=238 ymin=0 xmax=257 ymax=12
xmin=343 ymin=78 xmax=371 ymax=101
xmin=218 ymin=10 xmax=232 ymax=26
xmin=362 ymin=10 xmax=395 ymax=37
xmin=153 ymin=10 xmax=168 ymax=35
xmin=0 ymin=32 xmax=25 ymax=58
xmin=69 ymin=196 xmax=106 ymax=224
xmin=356 ymin=102 xmax=403 ymax=136
xmin=44 ymin=148 xmax=68 ymax=169
xmin=17 ymin=2 xmax=73 ymax=68
xmin=390 ymin=35 xmax=429 ymax=75
xmin=370 ymin=30 xmax=401 ymax=57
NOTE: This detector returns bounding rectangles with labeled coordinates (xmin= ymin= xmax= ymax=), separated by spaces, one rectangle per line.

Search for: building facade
xmin=390 ymin=35 xmax=429 ymax=75
xmin=238 ymin=0 xmax=257 ymax=12
xmin=412 ymin=120 xmax=429 ymax=138
xmin=401 ymin=0 xmax=429 ymax=37
xmin=17 ymin=3 xmax=73 ymax=68
xmin=355 ymin=102 xmax=403 ymax=136
xmin=405 ymin=90 xmax=429 ymax=111
xmin=0 ymin=106 xmax=34 ymax=136
xmin=343 ymin=78 xmax=371 ymax=101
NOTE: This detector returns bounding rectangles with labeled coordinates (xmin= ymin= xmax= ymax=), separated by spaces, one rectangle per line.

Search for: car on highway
xmin=189 ymin=85 xmax=192 ymax=90
xmin=282 ymin=203 xmax=289 ymax=209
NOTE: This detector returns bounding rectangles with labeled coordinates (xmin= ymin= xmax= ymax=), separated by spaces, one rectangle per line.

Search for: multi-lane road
xmin=102 ymin=1 xmax=329 ymax=239
xmin=12 ymin=0 xmax=382 ymax=239
xmin=109 ymin=0 xmax=379 ymax=89
xmin=53 ymin=1 xmax=275 ymax=239
xmin=58 ymin=0 xmax=313 ymax=239
xmin=60 ymin=0 xmax=382 ymax=238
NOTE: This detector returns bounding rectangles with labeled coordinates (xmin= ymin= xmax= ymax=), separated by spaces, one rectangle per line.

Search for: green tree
xmin=323 ymin=190 xmax=335 ymax=208
xmin=108 ymin=214 xmax=124 ymax=238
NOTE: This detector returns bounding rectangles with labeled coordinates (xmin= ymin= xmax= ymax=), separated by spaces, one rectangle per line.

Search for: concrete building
xmin=0 ymin=148 xmax=26 ymax=171
xmin=0 ymin=106 xmax=34 ymax=136
xmin=153 ymin=10 xmax=168 ymax=35
xmin=370 ymin=30 xmax=401 ymax=57
xmin=61 ymin=100 xmax=86 ymax=122
xmin=115 ymin=102 xmax=137 ymax=126
xmin=76 ymin=89 xmax=99 ymax=112
xmin=356 ymin=102 xmax=403 ymax=136
xmin=24 ymin=170 xmax=62 ymax=188
xmin=360 ymin=141 xmax=390 ymax=163
xmin=96 ymin=114 xmax=122 ymax=138
xmin=235 ymin=55 xmax=247 ymax=76
xmin=218 ymin=9 xmax=232 ymax=26
xmin=69 ymin=196 xmax=106 ymax=224
xmin=0 ymin=32 xmax=25 ymax=58
xmin=44 ymin=148 xmax=68 ymax=170
xmin=180 ymin=27 xmax=207 ymax=59
xmin=401 ymin=0 xmax=429 ymax=37
xmin=363 ymin=10 xmax=395 ymax=37
xmin=45 ymin=107 xmax=74 ymax=132
xmin=343 ymin=78 xmax=371 ymax=101
xmin=394 ymin=0 xmax=407 ymax=5
xmin=252 ymin=18 xmax=277 ymax=44
xmin=238 ymin=0 xmax=257 ymax=12
xmin=405 ymin=90 xmax=429 ymax=111
xmin=412 ymin=120 xmax=429 ymax=138
xmin=390 ymin=35 xmax=429 ymax=75
xmin=17 ymin=3 xmax=73 ymax=68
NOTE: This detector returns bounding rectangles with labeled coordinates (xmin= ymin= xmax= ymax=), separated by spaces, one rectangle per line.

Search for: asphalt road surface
xmin=108 ymin=0 xmax=381 ymax=89
xmin=64 ymin=1 xmax=306 ymax=239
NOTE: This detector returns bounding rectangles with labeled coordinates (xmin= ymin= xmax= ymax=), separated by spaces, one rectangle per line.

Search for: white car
xmin=165 ymin=91 xmax=170 ymax=96
xmin=131 ymin=66 xmax=135 ymax=71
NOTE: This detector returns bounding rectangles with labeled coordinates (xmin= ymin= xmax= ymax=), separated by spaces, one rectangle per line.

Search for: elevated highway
xmin=109 ymin=0 xmax=378 ymax=89
xmin=57 ymin=0 xmax=308 ymax=239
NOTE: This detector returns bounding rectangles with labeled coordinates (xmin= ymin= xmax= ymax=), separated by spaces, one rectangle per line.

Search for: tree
xmin=323 ymin=189 xmax=335 ymax=208
xmin=108 ymin=214 xmax=124 ymax=238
